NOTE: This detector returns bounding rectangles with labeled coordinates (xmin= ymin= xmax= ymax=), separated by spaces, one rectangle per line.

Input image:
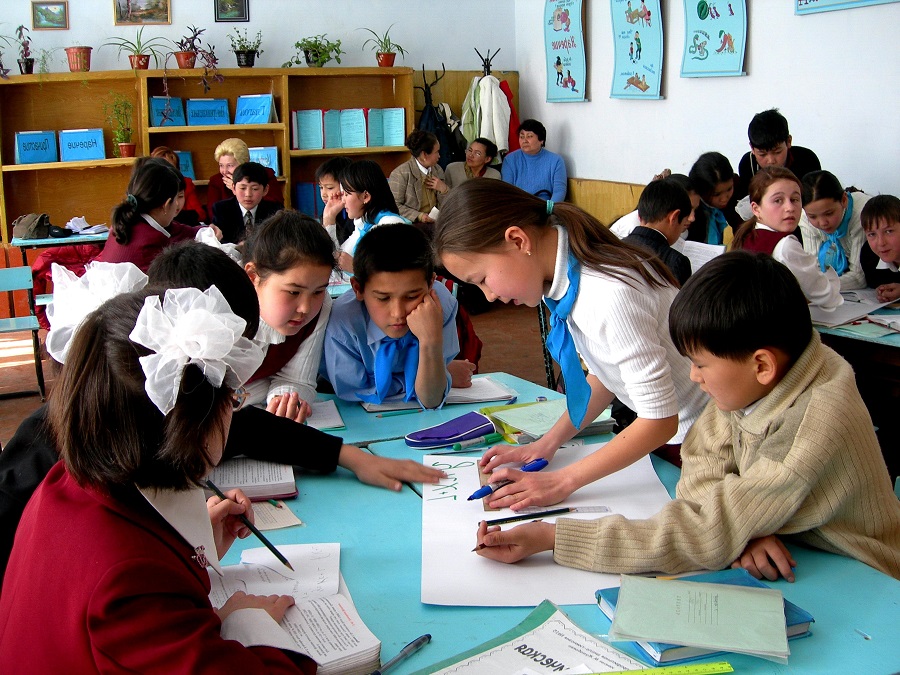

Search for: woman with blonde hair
xmin=206 ymin=137 xmax=283 ymax=221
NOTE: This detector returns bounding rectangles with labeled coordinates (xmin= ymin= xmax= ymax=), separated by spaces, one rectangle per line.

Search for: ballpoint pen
xmin=205 ymin=479 xmax=294 ymax=571
xmin=467 ymin=458 xmax=548 ymax=500
xmin=370 ymin=633 xmax=431 ymax=675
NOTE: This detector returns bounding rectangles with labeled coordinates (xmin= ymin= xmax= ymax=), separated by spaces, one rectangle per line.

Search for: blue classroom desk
xmin=229 ymin=442 xmax=900 ymax=673
xmin=324 ymin=372 xmax=564 ymax=447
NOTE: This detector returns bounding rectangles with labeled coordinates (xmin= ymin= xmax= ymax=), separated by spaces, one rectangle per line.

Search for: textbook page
xmin=307 ymin=399 xmax=346 ymax=431
xmin=809 ymin=298 xmax=890 ymax=327
xmin=414 ymin=600 xmax=644 ymax=674
xmin=673 ymin=239 xmax=725 ymax=272
xmin=205 ymin=457 xmax=297 ymax=500
xmin=421 ymin=444 xmax=672 ymax=606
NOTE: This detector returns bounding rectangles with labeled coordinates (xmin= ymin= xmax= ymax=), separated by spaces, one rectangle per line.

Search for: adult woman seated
xmin=388 ymin=130 xmax=447 ymax=228
xmin=206 ymin=138 xmax=283 ymax=222
xmin=501 ymin=119 xmax=567 ymax=201
xmin=444 ymin=137 xmax=501 ymax=189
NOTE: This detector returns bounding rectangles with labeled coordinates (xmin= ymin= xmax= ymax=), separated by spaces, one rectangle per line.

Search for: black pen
xmin=370 ymin=633 xmax=431 ymax=675
xmin=205 ymin=479 xmax=294 ymax=572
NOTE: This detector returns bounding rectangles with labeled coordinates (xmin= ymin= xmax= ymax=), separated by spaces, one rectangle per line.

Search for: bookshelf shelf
xmin=147 ymin=123 xmax=286 ymax=134
xmin=2 ymin=158 xmax=137 ymax=173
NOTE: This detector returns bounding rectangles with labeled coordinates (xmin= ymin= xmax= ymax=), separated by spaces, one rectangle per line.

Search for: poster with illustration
xmin=544 ymin=0 xmax=586 ymax=102
xmin=681 ymin=0 xmax=747 ymax=77
xmin=797 ymin=0 xmax=898 ymax=14
xmin=609 ymin=0 xmax=663 ymax=99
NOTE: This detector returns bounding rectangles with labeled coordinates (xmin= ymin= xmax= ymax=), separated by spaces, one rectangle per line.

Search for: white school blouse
xmin=546 ymin=226 xmax=707 ymax=444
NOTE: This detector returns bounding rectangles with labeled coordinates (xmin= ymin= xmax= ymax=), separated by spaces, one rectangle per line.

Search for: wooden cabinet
xmin=0 ymin=67 xmax=415 ymax=243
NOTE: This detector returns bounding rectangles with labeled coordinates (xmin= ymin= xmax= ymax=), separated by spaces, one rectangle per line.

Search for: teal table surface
xmin=324 ymin=372 xmax=564 ymax=447
xmin=11 ymin=232 xmax=108 ymax=248
xmin=228 ymin=433 xmax=900 ymax=673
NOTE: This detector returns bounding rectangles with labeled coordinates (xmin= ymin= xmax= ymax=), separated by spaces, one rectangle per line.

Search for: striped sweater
xmin=554 ymin=332 xmax=900 ymax=579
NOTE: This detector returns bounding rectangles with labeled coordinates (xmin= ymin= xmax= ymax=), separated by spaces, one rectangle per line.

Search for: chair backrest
xmin=0 ymin=267 xmax=34 ymax=293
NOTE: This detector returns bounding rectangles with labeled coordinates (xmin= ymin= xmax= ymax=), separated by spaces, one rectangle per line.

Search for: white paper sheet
xmin=421 ymin=444 xmax=673 ymax=606
xmin=253 ymin=501 xmax=304 ymax=530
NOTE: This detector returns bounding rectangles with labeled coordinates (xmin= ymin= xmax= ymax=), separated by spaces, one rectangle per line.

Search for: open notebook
xmin=359 ymin=375 xmax=517 ymax=412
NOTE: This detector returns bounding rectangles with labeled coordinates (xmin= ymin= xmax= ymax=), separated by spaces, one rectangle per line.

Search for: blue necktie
xmin=364 ymin=333 xmax=419 ymax=403
xmin=817 ymin=192 xmax=852 ymax=276
xmin=543 ymin=255 xmax=591 ymax=428
xmin=707 ymin=207 xmax=728 ymax=245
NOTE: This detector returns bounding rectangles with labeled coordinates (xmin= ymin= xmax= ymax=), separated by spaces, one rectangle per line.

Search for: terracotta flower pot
xmin=128 ymin=54 xmax=151 ymax=70
xmin=234 ymin=50 xmax=257 ymax=68
xmin=173 ymin=51 xmax=197 ymax=69
xmin=118 ymin=143 xmax=137 ymax=158
xmin=65 ymin=46 xmax=93 ymax=72
xmin=375 ymin=52 xmax=396 ymax=67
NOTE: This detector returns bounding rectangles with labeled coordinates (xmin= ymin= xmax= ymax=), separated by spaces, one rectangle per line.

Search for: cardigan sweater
xmin=554 ymin=333 xmax=900 ymax=579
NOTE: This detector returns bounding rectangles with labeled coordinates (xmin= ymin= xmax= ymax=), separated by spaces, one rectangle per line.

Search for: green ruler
xmin=588 ymin=662 xmax=734 ymax=675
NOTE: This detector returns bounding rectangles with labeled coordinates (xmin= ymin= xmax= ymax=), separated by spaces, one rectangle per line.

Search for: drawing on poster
xmin=681 ymin=0 xmax=746 ymax=78
xmin=544 ymin=0 xmax=586 ymax=103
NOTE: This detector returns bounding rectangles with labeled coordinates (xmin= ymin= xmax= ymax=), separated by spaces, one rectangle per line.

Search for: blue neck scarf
xmin=361 ymin=332 xmax=419 ymax=404
xmin=357 ymin=210 xmax=412 ymax=248
xmin=706 ymin=205 xmax=728 ymax=245
xmin=543 ymin=254 xmax=591 ymax=429
xmin=817 ymin=193 xmax=853 ymax=276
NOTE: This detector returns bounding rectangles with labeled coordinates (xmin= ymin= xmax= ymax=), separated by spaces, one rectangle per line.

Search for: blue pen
xmin=467 ymin=458 xmax=549 ymax=500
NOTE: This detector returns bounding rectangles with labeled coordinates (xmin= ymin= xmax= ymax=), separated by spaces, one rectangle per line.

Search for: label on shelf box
xmin=14 ymin=131 xmax=58 ymax=164
xmin=248 ymin=146 xmax=279 ymax=175
xmin=186 ymin=99 xmax=230 ymax=126
xmin=150 ymin=97 xmax=187 ymax=126
xmin=58 ymin=129 xmax=105 ymax=162
xmin=235 ymin=94 xmax=278 ymax=124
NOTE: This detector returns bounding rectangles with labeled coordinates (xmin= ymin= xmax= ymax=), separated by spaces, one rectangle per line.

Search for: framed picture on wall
xmin=215 ymin=0 xmax=250 ymax=22
xmin=32 ymin=1 xmax=69 ymax=30
xmin=113 ymin=0 xmax=172 ymax=26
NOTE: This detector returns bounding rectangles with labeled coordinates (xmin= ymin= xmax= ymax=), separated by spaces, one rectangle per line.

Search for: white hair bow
xmin=46 ymin=261 xmax=149 ymax=364
xmin=129 ymin=285 xmax=263 ymax=415
xmin=195 ymin=226 xmax=243 ymax=265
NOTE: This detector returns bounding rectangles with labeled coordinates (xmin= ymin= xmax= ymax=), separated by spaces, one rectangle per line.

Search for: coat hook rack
xmin=474 ymin=47 xmax=500 ymax=76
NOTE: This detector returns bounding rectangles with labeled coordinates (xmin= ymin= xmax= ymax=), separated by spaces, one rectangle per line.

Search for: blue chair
xmin=0 ymin=266 xmax=46 ymax=401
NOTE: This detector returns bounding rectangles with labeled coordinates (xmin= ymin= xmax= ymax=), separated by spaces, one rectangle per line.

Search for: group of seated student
xmin=3 ymin=113 xmax=900 ymax=669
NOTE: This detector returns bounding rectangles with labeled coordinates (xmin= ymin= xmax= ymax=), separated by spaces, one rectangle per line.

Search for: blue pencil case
xmin=405 ymin=411 xmax=496 ymax=449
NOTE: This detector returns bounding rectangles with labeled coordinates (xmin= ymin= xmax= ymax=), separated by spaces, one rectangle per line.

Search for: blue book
xmin=186 ymin=99 xmax=230 ymax=126
xmin=339 ymin=109 xmax=367 ymax=148
xmin=174 ymin=150 xmax=195 ymax=180
xmin=295 ymin=182 xmax=319 ymax=218
xmin=14 ymin=131 xmax=57 ymax=164
xmin=380 ymin=107 xmax=406 ymax=146
xmin=294 ymin=109 xmax=324 ymax=150
xmin=150 ymin=96 xmax=187 ymax=126
xmin=248 ymin=146 xmax=279 ymax=176
xmin=323 ymin=109 xmax=342 ymax=149
xmin=58 ymin=129 xmax=105 ymax=162
xmin=596 ymin=568 xmax=814 ymax=665
xmin=367 ymin=109 xmax=384 ymax=147
xmin=234 ymin=94 xmax=278 ymax=124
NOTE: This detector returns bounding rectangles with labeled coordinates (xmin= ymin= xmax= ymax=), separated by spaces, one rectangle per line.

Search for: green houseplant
xmin=104 ymin=92 xmax=136 ymax=158
xmin=283 ymin=34 xmax=343 ymax=68
xmin=360 ymin=24 xmax=406 ymax=67
xmin=103 ymin=26 xmax=169 ymax=69
xmin=228 ymin=27 xmax=263 ymax=68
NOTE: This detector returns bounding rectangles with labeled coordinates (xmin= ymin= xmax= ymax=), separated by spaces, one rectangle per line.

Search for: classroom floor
xmin=0 ymin=301 xmax=548 ymax=447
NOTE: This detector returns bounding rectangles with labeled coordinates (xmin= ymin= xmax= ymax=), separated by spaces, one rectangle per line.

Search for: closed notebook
xmin=596 ymin=568 xmax=813 ymax=665
xmin=405 ymin=411 xmax=495 ymax=449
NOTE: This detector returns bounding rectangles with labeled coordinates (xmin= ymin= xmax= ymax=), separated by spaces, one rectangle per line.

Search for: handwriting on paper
xmin=424 ymin=458 xmax=477 ymax=502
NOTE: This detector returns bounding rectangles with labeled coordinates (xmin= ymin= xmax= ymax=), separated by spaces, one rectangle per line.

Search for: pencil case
xmin=405 ymin=411 xmax=496 ymax=449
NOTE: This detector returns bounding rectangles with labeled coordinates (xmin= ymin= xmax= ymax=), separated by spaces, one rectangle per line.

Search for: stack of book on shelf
xmin=209 ymin=543 xmax=381 ymax=675
xmin=597 ymin=568 xmax=814 ymax=665
xmin=291 ymin=108 xmax=405 ymax=149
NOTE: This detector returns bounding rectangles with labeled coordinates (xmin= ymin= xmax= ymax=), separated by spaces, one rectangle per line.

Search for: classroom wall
xmin=513 ymin=1 xmax=900 ymax=197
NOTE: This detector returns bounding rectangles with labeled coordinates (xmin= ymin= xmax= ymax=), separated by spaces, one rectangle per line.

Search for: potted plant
xmin=228 ymin=27 xmax=263 ymax=68
xmin=166 ymin=25 xmax=222 ymax=92
xmin=104 ymin=92 xmax=136 ymax=158
xmin=360 ymin=24 xmax=406 ymax=68
xmin=172 ymin=25 xmax=205 ymax=69
xmin=64 ymin=44 xmax=92 ymax=72
xmin=103 ymin=26 xmax=169 ymax=69
xmin=15 ymin=25 xmax=34 ymax=74
xmin=282 ymin=34 xmax=343 ymax=68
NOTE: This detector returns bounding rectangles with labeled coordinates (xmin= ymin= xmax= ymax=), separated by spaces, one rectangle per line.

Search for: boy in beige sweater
xmin=476 ymin=251 xmax=900 ymax=580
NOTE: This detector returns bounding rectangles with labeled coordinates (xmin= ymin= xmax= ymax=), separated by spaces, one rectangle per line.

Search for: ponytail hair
xmin=731 ymin=166 xmax=801 ymax=250
xmin=434 ymin=180 xmax=676 ymax=289
xmin=110 ymin=157 xmax=183 ymax=245
xmin=801 ymin=170 xmax=844 ymax=206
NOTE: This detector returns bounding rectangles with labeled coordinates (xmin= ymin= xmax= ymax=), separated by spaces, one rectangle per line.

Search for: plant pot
xmin=64 ymin=46 xmax=93 ymax=72
xmin=17 ymin=58 xmax=35 ymax=75
xmin=173 ymin=51 xmax=197 ymax=69
xmin=234 ymin=50 xmax=257 ymax=68
xmin=128 ymin=54 xmax=151 ymax=70
xmin=303 ymin=50 xmax=323 ymax=67
xmin=375 ymin=52 xmax=396 ymax=68
xmin=118 ymin=143 xmax=137 ymax=158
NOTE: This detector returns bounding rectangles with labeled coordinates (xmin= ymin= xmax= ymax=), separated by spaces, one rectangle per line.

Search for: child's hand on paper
xmin=207 ymin=488 xmax=253 ymax=558
xmin=338 ymin=444 xmax=447 ymax=491
xmin=216 ymin=590 xmax=295 ymax=623
xmin=484 ymin=468 xmax=575 ymax=511
xmin=406 ymin=288 xmax=444 ymax=346
xmin=474 ymin=520 xmax=555 ymax=563
xmin=267 ymin=391 xmax=312 ymax=424
xmin=448 ymin=359 xmax=475 ymax=388
xmin=731 ymin=535 xmax=797 ymax=582
xmin=480 ymin=439 xmax=558 ymax=474
xmin=876 ymin=283 xmax=900 ymax=303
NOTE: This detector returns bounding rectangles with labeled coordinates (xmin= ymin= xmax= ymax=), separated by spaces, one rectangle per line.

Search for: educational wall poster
xmin=680 ymin=0 xmax=747 ymax=78
xmin=796 ymin=0 xmax=899 ymax=14
xmin=609 ymin=0 xmax=663 ymax=99
xmin=544 ymin=0 xmax=586 ymax=103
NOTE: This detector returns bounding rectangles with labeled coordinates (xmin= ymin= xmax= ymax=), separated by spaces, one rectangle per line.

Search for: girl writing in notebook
xmin=0 ymin=286 xmax=315 ymax=672
xmin=434 ymin=180 xmax=708 ymax=511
